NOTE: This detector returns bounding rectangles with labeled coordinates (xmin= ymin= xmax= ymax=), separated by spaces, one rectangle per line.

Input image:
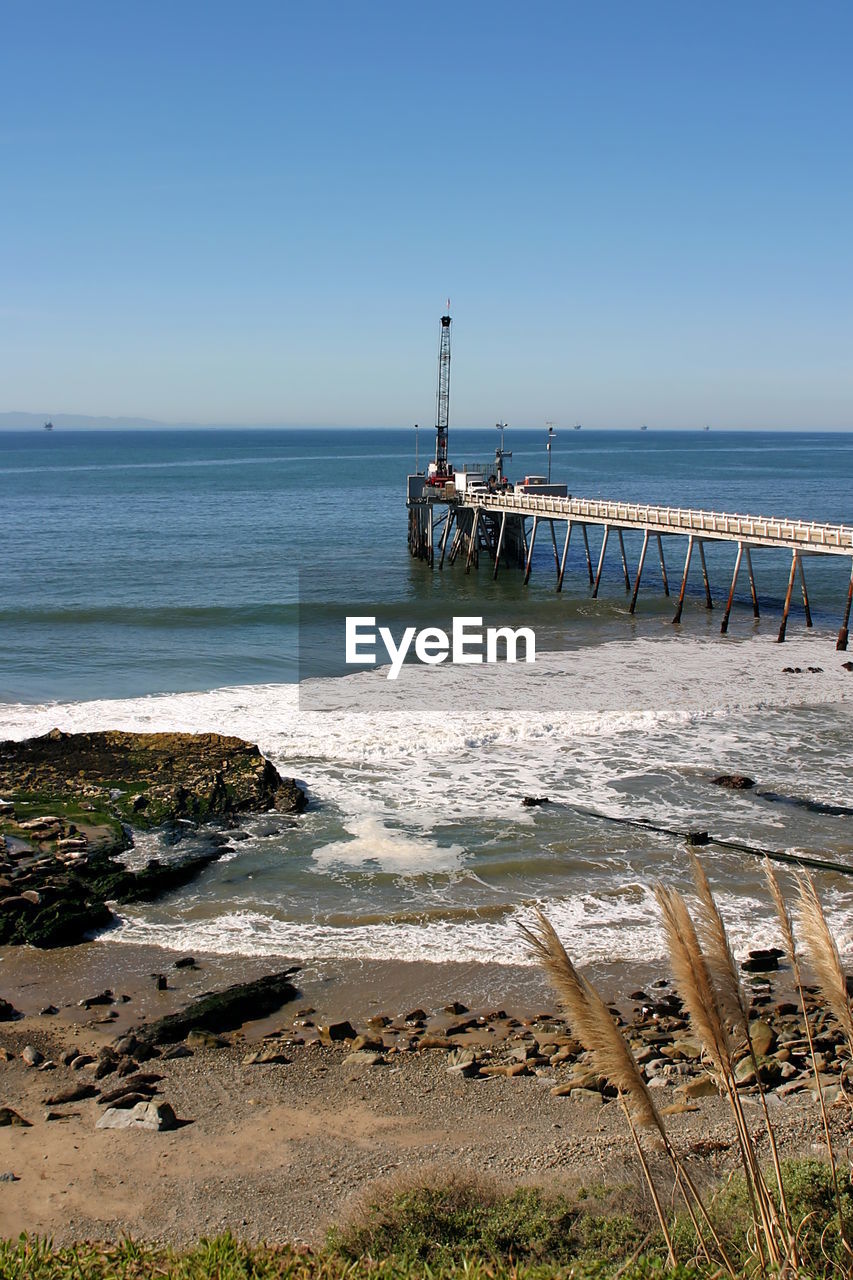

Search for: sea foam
xmin=2 ymin=631 xmax=851 ymax=967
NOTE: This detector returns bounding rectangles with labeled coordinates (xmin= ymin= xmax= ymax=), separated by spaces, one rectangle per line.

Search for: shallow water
xmin=2 ymin=427 xmax=852 ymax=969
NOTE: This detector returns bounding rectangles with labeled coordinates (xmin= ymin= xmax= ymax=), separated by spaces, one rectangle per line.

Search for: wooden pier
xmin=407 ymin=483 xmax=853 ymax=649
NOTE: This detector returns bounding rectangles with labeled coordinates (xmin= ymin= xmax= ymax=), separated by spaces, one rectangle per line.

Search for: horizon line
xmin=2 ymin=418 xmax=852 ymax=434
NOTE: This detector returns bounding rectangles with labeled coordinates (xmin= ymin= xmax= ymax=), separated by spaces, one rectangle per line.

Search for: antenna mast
xmin=434 ymin=306 xmax=452 ymax=477
xmin=495 ymin=422 xmax=512 ymax=483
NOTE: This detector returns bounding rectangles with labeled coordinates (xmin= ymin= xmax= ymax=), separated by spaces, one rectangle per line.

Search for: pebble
xmin=748 ymin=1019 xmax=775 ymax=1057
xmin=242 ymin=1047 xmax=290 ymax=1065
xmin=318 ymin=1021 xmax=356 ymax=1043
xmin=162 ymin=1045 xmax=193 ymax=1060
xmin=342 ymin=1050 xmax=384 ymax=1069
xmin=570 ymin=1088 xmax=602 ymax=1106
xmin=44 ymin=1084 xmax=99 ymax=1105
xmin=186 ymin=1029 xmax=228 ymax=1049
xmin=678 ymin=1076 xmax=718 ymax=1100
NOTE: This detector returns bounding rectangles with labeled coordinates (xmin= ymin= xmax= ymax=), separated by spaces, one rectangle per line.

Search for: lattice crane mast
xmin=433 ymin=307 xmax=452 ymax=479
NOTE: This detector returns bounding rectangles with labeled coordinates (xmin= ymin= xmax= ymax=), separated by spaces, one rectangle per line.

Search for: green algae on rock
xmin=0 ymin=729 xmax=307 ymax=948
xmin=0 ymin=729 xmax=306 ymax=825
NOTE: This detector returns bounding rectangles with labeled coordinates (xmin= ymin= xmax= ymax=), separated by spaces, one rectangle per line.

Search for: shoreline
xmin=0 ymin=940 xmax=667 ymax=1040
xmin=1 ymin=685 xmax=851 ymax=1249
xmin=0 ymin=936 xmax=845 ymax=1248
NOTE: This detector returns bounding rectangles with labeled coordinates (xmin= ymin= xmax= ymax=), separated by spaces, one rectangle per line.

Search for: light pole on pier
xmin=495 ymin=422 xmax=511 ymax=484
xmin=546 ymin=423 xmax=556 ymax=484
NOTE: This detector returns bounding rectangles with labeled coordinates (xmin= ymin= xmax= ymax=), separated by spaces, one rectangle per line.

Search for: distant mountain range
xmin=0 ymin=412 xmax=212 ymax=430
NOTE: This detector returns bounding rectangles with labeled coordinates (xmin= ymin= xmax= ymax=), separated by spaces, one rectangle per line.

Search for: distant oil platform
xmin=407 ymin=311 xmax=853 ymax=648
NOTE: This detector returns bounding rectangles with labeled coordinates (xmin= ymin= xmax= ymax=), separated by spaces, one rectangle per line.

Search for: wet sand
xmin=0 ymin=939 xmax=669 ymax=1041
xmin=1 ymin=938 xmax=850 ymax=1247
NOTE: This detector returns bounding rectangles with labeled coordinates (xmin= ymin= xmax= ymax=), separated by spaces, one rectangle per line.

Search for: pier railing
xmin=407 ymin=481 xmax=853 ymax=646
xmin=468 ymin=491 xmax=853 ymax=556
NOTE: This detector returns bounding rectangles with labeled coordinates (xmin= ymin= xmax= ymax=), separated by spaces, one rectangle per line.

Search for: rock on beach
xmin=0 ymin=730 xmax=307 ymax=948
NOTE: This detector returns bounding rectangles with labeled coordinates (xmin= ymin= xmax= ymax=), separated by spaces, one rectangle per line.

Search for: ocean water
xmin=2 ymin=427 xmax=853 ymax=971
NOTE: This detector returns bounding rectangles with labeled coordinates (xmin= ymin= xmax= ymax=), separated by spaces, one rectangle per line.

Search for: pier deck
xmin=407 ymin=482 xmax=853 ymax=648
xmin=468 ymin=491 xmax=853 ymax=556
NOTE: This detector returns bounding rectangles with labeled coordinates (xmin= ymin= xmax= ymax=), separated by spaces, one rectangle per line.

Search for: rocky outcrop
xmin=711 ymin=774 xmax=756 ymax=790
xmin=0 ymin=730 xmax=307 ymax=948
xmin=96 ymin=1101 xmax=179 ymax=1132
xmin=135 ymin=968 xmax=301 ymax=1045
xmin=0 ymin=844 xmax=232 ymax=949
xmin=0 ymin=729 xmax=306 ymax=825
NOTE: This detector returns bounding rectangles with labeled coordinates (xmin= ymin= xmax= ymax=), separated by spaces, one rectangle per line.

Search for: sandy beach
xmin=1 ymin=941 xmax=850 ymax=1246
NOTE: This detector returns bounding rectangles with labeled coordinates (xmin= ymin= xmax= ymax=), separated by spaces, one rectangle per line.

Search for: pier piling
xmin=438 ymin=509 xmax=454 ymax=569
xmin=523 ymin=516 xmax=539 ymax=585
xmin=837 ymin=560 xmax=853 ymax=650
xmin=698 ymin=541 xmax=713 ymax=608
xmin=592 ymin=526 xmax=610 ymax=598
xmin=745 ymin=546 xmax=760 ymax=618
xmin=720 ymin=543 xmax=744 ymax=635
xmin=493 ymin=511 xmax=507 ymax=580
xmin=798 ymin=555 xmax=813 ymax=628
xmin=549 ymin=520 xmax=560 ymax=575
xmin=629 ymin=530 xmax=650 ymax=614
xmin=617 ymin=529 xmax=631 ymax=590
xmin=777 ymin=551 xmax=798 ymax=642
xmin=672 ymin=536 xmax=695 ymax=625
xmin=408 ymin=482 xmax=853 ymax=641
xmin=581 ymin=525 xmax=594 ymax=584
xmin=656 ymin=534 xmax=670 ymax=595
xmin=557 ymin=522 xmax=572 ymax=592
xmin=465 ymin=509 xmax=480 ymax=572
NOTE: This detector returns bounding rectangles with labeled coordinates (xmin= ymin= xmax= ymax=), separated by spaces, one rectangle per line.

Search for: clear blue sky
xmin=1 ymin=2 xmax=851 ymax=429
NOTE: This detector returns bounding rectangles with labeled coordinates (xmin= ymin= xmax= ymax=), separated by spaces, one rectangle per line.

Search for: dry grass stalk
xmin=654 ymin=885 xmax=734 ymax=1080
xmin=619 ymin=1098 xmax=676 ymax=1268
xmin=520 ymin=909 xmax=735 ymax=1275
xmin=767 ymin=860 xmax=853 ymax=1259
xmin=655 ymin=883 xmax=783 ymax=1268
xmin=577 ymin=976 xmax=659 ymax=1131
xmin=796 ymin=873 xmax=853 ymax=1058
xmin=524 ymin=867 xmax=853 ymax=1278
xmin=519 ymin=912 xmax=654 ymax=1129
xmin=518 ymin=912 xmax=678 ymax=1259
xmin=690 ymin=853 xmax=796 ymax=1260
xmin=764 ymin=859 xmax=797 ymax=966
xmin=517 ymin=911 xmax=593 ymax=1041
xmin=689 ymin=852 xmax=749 ymax=1041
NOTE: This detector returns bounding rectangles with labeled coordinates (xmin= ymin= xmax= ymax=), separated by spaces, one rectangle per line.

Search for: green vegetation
xmin=0 ymin=1233 xmax=703 ymax=1280
xmin=709 ymin=1158 xmax=853 ymax=1276
xmin=2 ymin=1160 xmax=850 ymax=1279
xmin=3 ymin=793 xmax=126 ymax=831
xmin=0 ymin=729 xmax=305 ymax=946
xmin=0 ymin=728 xmax=306 ymax=831
xmin=331 ymin=1175 xmax=582 ymax=1264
